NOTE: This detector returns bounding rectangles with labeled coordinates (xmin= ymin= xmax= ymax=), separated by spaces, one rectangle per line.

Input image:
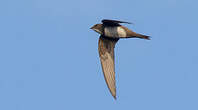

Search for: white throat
xmin=93 ymin=29 xmax=102 ymax=34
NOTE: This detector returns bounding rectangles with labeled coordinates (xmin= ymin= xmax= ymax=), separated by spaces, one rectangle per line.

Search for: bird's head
xmin=90 ymin=24 xmax=103 ymax=34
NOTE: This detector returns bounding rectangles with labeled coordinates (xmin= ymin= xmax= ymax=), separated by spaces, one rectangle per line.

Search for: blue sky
xmin=0 ymin=0 xmax=198 ymax=109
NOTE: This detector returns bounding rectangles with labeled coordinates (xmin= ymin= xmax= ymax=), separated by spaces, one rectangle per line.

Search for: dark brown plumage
xmin=91 ymin=19 xmax=150 ymax=99
xmin=98 ymin=36 xmax=119 ymax=99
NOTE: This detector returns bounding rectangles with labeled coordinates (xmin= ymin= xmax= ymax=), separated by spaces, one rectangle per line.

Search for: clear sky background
xmin=0 ymin=0 xmax=198 ymax=110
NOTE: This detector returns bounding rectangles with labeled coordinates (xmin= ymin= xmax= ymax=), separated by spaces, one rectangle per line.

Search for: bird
xmin=90 ymin=19 xmax=150 ymax=99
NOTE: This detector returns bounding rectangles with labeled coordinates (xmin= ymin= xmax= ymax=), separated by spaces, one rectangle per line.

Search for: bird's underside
xmin=102 ymin=19 xmax=150 ymax=40
xmin=94 ymin=19 xmax=150 ymax=99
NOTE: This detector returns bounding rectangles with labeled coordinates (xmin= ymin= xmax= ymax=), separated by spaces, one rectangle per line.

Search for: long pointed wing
xmin=98 ymin=36 xmax=119 ymax=99
xmin=102 ymin=19 xmax=131 ymax=26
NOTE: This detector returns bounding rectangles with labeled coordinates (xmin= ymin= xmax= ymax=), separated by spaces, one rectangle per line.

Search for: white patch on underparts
xmin=104 ymin=27 xmax=126 ymax=38
xmin=117 ymin=27 xmax=127 ymax=37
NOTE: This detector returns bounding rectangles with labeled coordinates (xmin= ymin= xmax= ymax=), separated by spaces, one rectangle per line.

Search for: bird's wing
xmin=98 ymin=35 xmax=119 ymax=99
xmin=102 ymin=19 xmax=131 ymax=26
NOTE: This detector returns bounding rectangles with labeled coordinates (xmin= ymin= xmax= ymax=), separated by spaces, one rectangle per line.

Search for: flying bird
xmin=90 ymin=19 xmax=150 ymax=99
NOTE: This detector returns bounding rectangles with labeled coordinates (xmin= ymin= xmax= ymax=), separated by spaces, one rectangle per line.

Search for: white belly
xmin=104 ymin=27 xmax=127 ymax=38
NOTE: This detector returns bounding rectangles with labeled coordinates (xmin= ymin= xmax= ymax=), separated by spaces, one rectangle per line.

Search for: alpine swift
xmin=90 ymin=19 xmax=150 ymax=99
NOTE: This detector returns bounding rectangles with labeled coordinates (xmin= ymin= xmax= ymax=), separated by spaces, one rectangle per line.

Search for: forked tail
xmin=136 ymin=33 xmax=151 ymax=40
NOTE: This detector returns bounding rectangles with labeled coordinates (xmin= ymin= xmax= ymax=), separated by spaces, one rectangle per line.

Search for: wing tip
xmin=113 ymin=95 xmax=117 ymax=100
xmin=110 ymin=89 xmax=117 ymax=100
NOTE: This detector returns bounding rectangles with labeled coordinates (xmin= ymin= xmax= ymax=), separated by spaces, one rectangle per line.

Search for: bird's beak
xmin=90 ymin=26 xmax=94 ymax=30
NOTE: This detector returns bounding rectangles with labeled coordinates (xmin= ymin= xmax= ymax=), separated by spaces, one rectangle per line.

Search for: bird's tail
xmin=135 ymin=33 xmax=151 ymax=40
